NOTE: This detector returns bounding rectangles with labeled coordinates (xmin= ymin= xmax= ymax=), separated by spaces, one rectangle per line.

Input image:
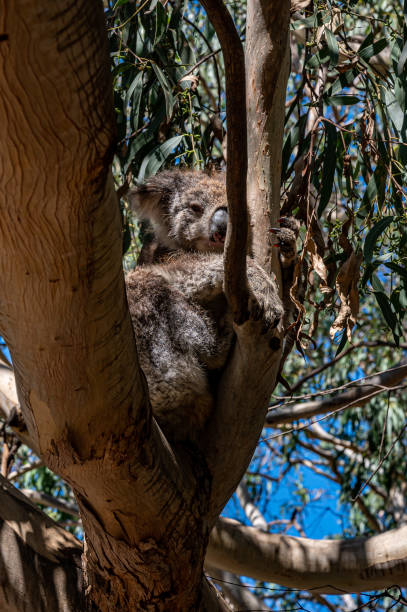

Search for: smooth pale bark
xmin=266 ymin=361 xmax=407 ymax=425
xmin=206 ymin=566 xmax=268 ymax=611
xmin=0 ymin=0 xmax=291 ymax=608
xmin=0 ymin=0 xmax=293 ymax=606
xmin=246 ymin=0 xmax=291 ymax=274
xmin=204 ymin=0 xmax=293 ymax=518
xmin=207 ymin=518 xmax=407 ymax=594
xmin=236 ymin=479 xmax=268 ymax=530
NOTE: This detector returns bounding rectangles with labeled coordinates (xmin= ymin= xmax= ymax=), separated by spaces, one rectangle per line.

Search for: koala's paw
xmin=247 ymin=285 xmax=284 ymax=337
xmin=270 ymin=217 xmax=300 ymax=267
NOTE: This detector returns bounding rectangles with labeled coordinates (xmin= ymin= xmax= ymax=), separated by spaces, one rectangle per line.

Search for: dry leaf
xmin=330 ymin=251 xmax=362 ymax=341
xmin=305 ymin=235 xmax=332 ymax=293
xmin=179 ymin=74 xmax=199 ymax=88
xmin=291 ymin=0 xmax=311 ymax=12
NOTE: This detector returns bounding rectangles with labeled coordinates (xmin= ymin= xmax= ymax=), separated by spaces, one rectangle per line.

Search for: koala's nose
xmin=209 ymin=207 xmax=228 ymax=243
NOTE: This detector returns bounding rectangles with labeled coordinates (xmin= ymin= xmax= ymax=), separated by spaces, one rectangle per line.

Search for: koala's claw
xmin=269 ymin=218 xmax=300 ymax=266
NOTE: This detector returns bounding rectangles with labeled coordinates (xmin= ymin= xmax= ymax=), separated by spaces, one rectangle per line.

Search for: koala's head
xmin=129 ymin=170 xmax=228 ymax=253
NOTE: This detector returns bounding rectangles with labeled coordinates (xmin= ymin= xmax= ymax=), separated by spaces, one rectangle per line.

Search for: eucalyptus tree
xmin=0 ymin=0 xmax=406 ymax=611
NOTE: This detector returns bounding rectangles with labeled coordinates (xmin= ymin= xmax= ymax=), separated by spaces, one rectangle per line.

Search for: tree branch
xmin=0 ymin=364 xmax=40 ymax=455
xmin=199 ymin=0 xmax=290 ymax=527
xmin=207 ymin=566 xmax=270 ymax=611
xmin=284 ymin=341 xmax=406 ymax=396
xmin=266 ymin=361 xmax=407 ymax=425
xmin=207 ymin=517 xmax=407 ymax=594
xmin=198 ymin=0 xmax=249 ymax=324
xmin=20 ymin=488 xmax=80 ymax=518
xmin=236 ymin=479 xmax=268 ymax=530
xmin=246 ymin=0 xmax=291 ymax=272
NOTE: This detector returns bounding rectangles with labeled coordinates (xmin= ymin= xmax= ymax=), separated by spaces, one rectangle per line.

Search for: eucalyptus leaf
xmin=359 ymin=38 xmax=387 ymax=62
xmin=124 ymin=71 xmax=144 ymax=129
xmin=325 ymin=28 xmax=339 ymax=66
xmin=318 ymin=122 xmax=337 ymax=216
xmin=364 ymin=217 xmax=394 ymax=263
xmin=325 ymin=95 xmax=360 ymax=106
xmin=152 ymin=63 xmax=175 ymax=120
xmin=137 ymin=135 xmax=183 ymax=182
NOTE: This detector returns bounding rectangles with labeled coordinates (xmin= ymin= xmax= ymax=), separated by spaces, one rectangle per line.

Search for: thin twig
xmin=352 ymin=423 xmax=407 ymax=503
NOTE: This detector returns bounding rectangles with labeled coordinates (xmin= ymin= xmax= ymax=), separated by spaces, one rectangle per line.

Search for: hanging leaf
xmin=124 ymin=71 xmax=144 ymax=130
xmin=306 ymin=47 xmax=330 ymax=68
xmin=137 ymin=135 xmax=183 ymax=182
xmin=363 ymin=217 xmax=394 ymax=263
xmin=359 ymin=38 xmax=388 ymax=62
xmin=318 ymin=122 xmax=337 ymax=216
xmin=384 ymin=261 xmax=407 ymax=283
xmin=371 ymin=274 xmax=401 ymax=344
xmin=330 ymin=251 xmax=362 ymax=342
xmin=152 ymin=64 xmax=175 ymax=120
xmin=325 ymin=95 xmax=360 ymax=106
xmin=325 ymin=68 xmax=358 ymax=98
xmin=325 ymin=28 xmax=339 ymax=66
xmin=154 ymin=1 xmax=168 ymax=46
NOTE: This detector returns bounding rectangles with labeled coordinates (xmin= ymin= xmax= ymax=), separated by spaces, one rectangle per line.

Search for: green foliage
xmin=285 ymin=0 xmax=407 ymax=348
xmin=105 ymin=0 xmax=227 ymax=184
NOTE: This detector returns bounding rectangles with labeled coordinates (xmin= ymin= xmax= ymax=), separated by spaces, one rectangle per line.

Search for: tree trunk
xmin=0 ymin=1 xmax=216 ymax=609
xmin=0 ymin=0 xmax=290 ymax=609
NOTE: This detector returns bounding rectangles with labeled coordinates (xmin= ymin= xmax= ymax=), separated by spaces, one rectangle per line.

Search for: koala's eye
xmin=190 ymin=203 xmax=204 ymax=215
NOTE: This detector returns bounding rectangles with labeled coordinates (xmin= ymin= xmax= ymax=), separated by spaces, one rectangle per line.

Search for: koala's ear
xmin=128 ymin=183 xmax=164 ymax=222
xmin=128 ymin=171 xmax=184 ymax=222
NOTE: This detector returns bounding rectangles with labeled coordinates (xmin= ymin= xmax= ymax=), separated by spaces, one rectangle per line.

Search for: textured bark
xmin=207 ymin=517 xmax=407 ymax=594
xmin=0 ymin=0 xmax=289 ymax=609
xmin=2 ymin=472 xmax=407 ymax=608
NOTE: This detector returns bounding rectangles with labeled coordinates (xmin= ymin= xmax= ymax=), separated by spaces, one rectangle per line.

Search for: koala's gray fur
xmin=130 ymin=170 xmax=228 ymax=262
xmin=126 ymin=170 xmax=285 ymax=442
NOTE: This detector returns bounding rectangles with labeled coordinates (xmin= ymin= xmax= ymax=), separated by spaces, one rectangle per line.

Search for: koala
xmin=131 ymin=170 xmax=228 ymax=264
xmin=126 ymin=170 xmax=286 ymax=442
